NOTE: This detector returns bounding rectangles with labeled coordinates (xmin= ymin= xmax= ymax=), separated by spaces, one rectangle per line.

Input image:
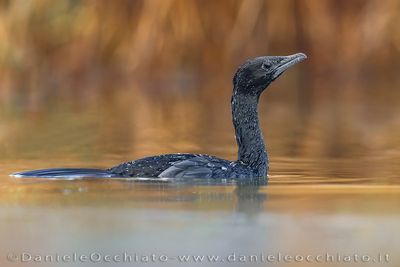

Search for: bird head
xmin=233 ymin=53 xmax=307 ymax=96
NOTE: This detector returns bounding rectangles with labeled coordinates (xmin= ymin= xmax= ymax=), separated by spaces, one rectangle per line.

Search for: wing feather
xmin=158 ymin=156 xmax=229 ymax=178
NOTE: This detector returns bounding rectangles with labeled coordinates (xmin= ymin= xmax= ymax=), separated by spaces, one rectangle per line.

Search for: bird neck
xmin=231 ymin=91 xmax=268 ymax=176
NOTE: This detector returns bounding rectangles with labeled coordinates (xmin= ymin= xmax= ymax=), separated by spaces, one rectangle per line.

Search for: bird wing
xmin=158 ymin=156 xmax=230 ymax=178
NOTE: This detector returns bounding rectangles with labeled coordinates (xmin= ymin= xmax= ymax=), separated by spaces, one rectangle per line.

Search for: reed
xmin=0 ymin=0 xmax=399 ymax=107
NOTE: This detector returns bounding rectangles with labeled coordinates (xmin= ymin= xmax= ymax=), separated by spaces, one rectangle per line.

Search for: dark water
xmin=0 ymin=94 xmax=399 ymax=266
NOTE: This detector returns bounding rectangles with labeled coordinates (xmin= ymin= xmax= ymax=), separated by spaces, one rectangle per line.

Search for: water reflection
xmin=1 ymin=177 xmax=400 ymax=267
xmin=9 ymin=176 xmax=268 ymax=212
xmin=234 ymin=184 xmax=267 ymax=216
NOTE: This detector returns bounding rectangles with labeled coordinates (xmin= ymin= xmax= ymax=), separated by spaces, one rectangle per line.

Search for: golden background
xmin=0 ymin=0 xmax=399 ymax=167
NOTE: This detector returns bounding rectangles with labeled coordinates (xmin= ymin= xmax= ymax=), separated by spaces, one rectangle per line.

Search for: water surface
xmin=0 ymin=96 xmax=399 ymax=266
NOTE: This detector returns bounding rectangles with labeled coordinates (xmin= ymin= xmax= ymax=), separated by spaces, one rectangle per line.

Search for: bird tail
xmin=10 ymin=168 xmax=116 ymax=179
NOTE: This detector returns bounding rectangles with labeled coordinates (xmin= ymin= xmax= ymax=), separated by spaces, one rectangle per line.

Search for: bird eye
xmin=262 ymin=62 xmax=271 ymax=69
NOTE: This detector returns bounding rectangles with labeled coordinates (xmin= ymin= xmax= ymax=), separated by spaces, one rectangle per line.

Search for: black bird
xmin=12 ymin=53 xmax=306 ymax=179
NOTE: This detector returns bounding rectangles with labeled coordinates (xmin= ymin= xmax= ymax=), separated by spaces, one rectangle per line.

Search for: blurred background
xmin=1 ymin=3 xmax=400 ymax=266
xmin=0 ymin=0 xmax=399 ymax=176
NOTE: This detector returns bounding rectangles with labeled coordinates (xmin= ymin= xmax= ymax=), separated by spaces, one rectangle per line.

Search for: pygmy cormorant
xmin=12 ymin=53 xmax=307 ymax=179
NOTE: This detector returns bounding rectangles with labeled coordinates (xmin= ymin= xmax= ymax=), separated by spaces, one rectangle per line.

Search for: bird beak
xmin=272 ymin=53 xmax=307 ymax=80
